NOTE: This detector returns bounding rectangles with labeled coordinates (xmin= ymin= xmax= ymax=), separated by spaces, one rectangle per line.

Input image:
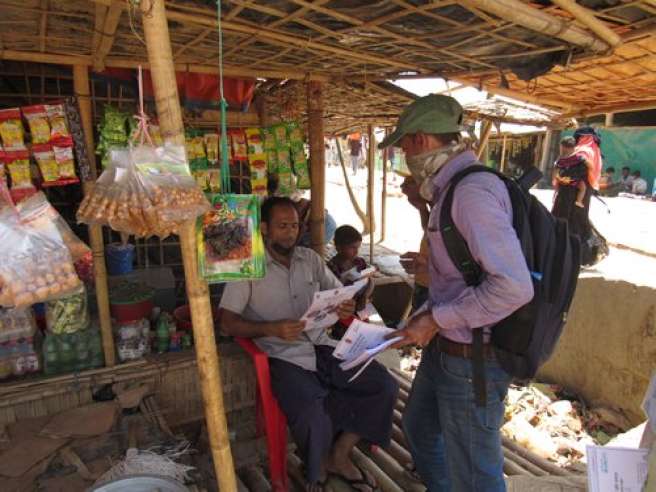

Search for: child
xmin=328 ymin=225 xmax=368 ymax=284
xmin=554 ymin=136 xmax=588 ymax=208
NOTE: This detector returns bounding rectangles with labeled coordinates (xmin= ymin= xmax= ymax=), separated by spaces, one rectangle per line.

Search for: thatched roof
xmin=1 ymin=0 xmax=656 ymax=124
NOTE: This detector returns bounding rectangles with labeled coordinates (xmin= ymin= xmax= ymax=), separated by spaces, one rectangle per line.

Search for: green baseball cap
xmin=379 ymin=94 xmax=464 ymax=149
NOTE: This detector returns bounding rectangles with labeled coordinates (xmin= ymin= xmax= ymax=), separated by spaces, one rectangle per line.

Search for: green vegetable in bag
xmin=197 ymin=194 xmax=265 ymax=282
xmin=46 ymin=285 xmax=88 ymax=334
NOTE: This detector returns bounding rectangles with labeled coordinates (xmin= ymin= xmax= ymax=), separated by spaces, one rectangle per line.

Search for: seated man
xmin=631 ymin=170 xmax=648 ymax=195
xmin=599 ymin=167 xmax=619 ymax=196
xmin=220 ymin=196 xmax=398 ymax=492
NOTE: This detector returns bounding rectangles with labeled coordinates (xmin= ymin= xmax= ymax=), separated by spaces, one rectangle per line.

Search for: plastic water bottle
xmin=43 ymin=335 xmax=59 ymax=375
xmin=59 ymin=334 xmax=75 ymax=373
xmin=90 ymin=329 xmax=104 ymax=368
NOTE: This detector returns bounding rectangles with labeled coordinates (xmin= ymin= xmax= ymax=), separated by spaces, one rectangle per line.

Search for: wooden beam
xmin=563 ymin=99 xmax=656 ymax=117
xmin=367 ymin=124 xmax=376 ymax=260
xmin=93 ymin=0 xmax=122 ymax=71
xmin=551 ymin=0 xmax=622 ymax=48
xmin=73 ymin=64 xmax=115 ymax=368
xmin=0 ymin=49 xmax=329 ymax=81
xmin=174 ymin=29 xmax=212 ymax=59
xmin=308 ymin=80 xmax=326 ymax=255
xmin=39 ymin=0 xmax=48 ymax=53
xmin=499 ymin=134 xmax=508 ymax=172
xmin=91 ymin=3 xmax=107 ymax=53
xmin=476 ymin=120 xmax=494 ymax=160
xmin=461 ymin=0 xmax=610 ymax=52
xmin=140 ymin=2 xmax=237 ymax=492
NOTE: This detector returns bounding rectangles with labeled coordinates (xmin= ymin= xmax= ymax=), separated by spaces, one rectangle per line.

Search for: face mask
xmin=405 ymin=142 xmax=465 ymax=201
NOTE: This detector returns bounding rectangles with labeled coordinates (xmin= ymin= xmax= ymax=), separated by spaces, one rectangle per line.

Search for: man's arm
xmin=219 ymin=280 xmax=305 ymax=341
xmin=432 ymin=176 xmax=534 ymax=330
xmin=220 ymin=309 xmax=305 ymax=341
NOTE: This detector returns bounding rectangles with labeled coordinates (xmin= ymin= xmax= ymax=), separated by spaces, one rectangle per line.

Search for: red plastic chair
xmin=235 ymin=337 xmax=289 ymax=491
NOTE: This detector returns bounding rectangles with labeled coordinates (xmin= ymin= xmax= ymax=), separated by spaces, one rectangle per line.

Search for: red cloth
xmin=575 ymin=135 xmax=603 ymax=191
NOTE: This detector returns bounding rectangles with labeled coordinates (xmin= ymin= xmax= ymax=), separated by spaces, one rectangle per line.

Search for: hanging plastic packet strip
xmin=197 ymin=193 xmax=265 ymax=282
xmin=0 ymin=199 xmax=81 ymax=308
xmin=287 ymin=121 xmax=311 ymax=189
xmin=23 ymin=105 xmax=51 ymax=145
xmin=33 ymin=144 xmax=59 ymax=183
xmin=46 ymin=104 xmax=71 ymax=142
xmin=53 ymin=143 xmax=80 ymax=182
xmin=0 ymin=108 xmax=26 ymax=151
xmin=5 ymin=149 xmax=33 ymax=189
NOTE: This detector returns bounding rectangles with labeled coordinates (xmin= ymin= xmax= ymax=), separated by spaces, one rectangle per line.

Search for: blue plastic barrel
xmin=105 ymin=243 xmax=135 ymax=276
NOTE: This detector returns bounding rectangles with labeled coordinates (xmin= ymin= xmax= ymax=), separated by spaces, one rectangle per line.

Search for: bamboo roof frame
xmin=1 ymin=0 xmax=656 ymax=122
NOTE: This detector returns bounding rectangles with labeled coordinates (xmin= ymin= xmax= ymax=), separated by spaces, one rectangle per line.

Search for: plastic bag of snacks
xmin=46 ymin=104 xmax=70 ymax=141
xmin=245 ymin=128 xmax=268 ymax=196
xmin=18 ymin=192 xmax=91 ymax=263
xmin=46 ymin=284 xmax=88 ymax=335
xmin=204 ymin=133 xmax=219 ymax=163
xmin=53 ymin=143 xmax=79 ymax=182
xmin=287 ymin=122 xmax=310 ymax=189
xmin=33 ymin=144 xmax=59 ymax=183
xmin=77 ymin=144 xmax=210 ymax=238
xmin=197 ymin=193 xmax=266 ymax=282
xmin=23 ymin=105 xmax=51 ymax=144
xmin=229 ymin=129 xmax=248 ymax=160
xmin=0 ymin=203 xmax=82 ymax=308
xmin=0 ymin=108 xmax=26 ymax=150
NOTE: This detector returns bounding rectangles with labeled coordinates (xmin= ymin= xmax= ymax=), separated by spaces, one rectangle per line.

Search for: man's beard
xmin=271 ymin=241 xmax=295 ymax=257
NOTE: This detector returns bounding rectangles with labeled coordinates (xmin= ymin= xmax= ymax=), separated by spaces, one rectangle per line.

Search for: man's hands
xmin=400 ymin=252 xmax=427 ymax=275
xmin=389 ymin=311 xmax=439 ymax=349
xmin=273 ymin=320 xmax=306 ymax=341
xmin=336 ymin=299 xmax=356 ymax=320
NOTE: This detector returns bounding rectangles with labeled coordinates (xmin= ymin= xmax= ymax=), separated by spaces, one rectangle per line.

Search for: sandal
xmin=330 ymin=462 xmax=378 ymax=491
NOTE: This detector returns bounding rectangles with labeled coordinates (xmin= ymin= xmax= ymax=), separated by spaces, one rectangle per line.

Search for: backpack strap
xmin=440 ymin=164 xmax=508 ymax=408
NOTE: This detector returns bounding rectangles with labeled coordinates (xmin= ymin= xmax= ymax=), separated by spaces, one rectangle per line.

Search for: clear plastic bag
xmin=77 ymin=144 xmax=209 ymax=238
xmin=46 ymin=284 xmax=88 ymax=335
xmin=0 ymin=204 xmax=81 ymax=308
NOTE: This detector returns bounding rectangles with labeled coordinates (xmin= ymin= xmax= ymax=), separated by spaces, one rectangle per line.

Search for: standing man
xmin=348 ymin=134 xmax=363 ymax=176
xmin=379 ymin=95 xmax=533 ymax=491
xmin=220 ymin=197 xmax=398 ymax=491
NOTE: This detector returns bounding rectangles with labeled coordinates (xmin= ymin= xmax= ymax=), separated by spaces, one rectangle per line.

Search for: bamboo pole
xmin=476 ymin=120 xmax=494 ymax=161
xmin=380 ymin=129 xmax=389 ymax=243
xmin=367 ymin=124 xmax=375 ymax=262
xmin=539 ymin=130 xmax=554 ymax=176
xmin=307 ymin=80 xmax=326 ymax=256
xmin=335 ymin=136 xmax=369 ymax=234
xmin=462 ymin=0 xmax=610 ymax=52
xmin=140 ymin=2 xmax=237 ymax=491
xmin=500 ymin=134 xmax=508 ymax=173
xmin=72 ymin=64 xmax=115 ymax=367
xmin=605 ymin=112 xmax=614 ymax=127
xmin=550 ymin=0 xmax=622 ymax=48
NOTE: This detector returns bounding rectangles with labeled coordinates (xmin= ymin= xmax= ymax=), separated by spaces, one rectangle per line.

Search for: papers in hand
xmin=586 ymin=445 xmax=649 ymax=492
xmin=341 ymin=266 xmax=376 ymax=285
xmin=301 ymin=279 xmax=368 ymax=331
xmin=333 ymin=320 xmax=402 ymax=382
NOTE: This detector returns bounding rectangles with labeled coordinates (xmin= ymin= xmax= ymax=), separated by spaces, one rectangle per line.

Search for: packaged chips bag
xmin=0 ymin=108 xmax=26 ymax=150
xmin=229 ymin=129 xmax=248 ymax=160
xmin=23 ymin=105 xmax=51 ymax=145
xmin=46 ymin=104 xmax=70 ymax=142
xmin=53 ymin=143 xmax=79 ymax=182
xmin=287 ymin=122 xmax=311 ymax=189
xmin=5 ymin=149 xmax=32 ymax=189
xmin=197 ymin=193 xmax=265 ymax=282
xmin=33 ymin=144 xmax=59 ymax=183
xmin=204 ymin=133 xmax=219 ymax=163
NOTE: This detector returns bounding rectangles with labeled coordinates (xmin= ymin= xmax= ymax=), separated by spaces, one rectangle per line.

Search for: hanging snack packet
xmin=46 ymin=104 xmax=71 ymax=141
xmin=23 ymin=105 xmax=51 ymax=145
xmin=245 ymin=128 xmax=265 ymax=155
xmin=197 ymin=193 xmax=265 ymax=282
xmin=276 ymin=148 xmax=295 ymax=195
xmin=5 ymin=150 xmax=32 ymax=189
xmin=262 ymin=128 xmax=278 ymax=173
xmin=53 ymin=143 xmax=79 ymax=182
xmin=0 ymin=108 xmax=26 ymax=150
xmin=271 ymin=124 xmax=289 ymax=149
xmin=33 ymin=144 xmax=59 ymax=183
xmin=249 ymin=155 xmax=268 ymax=196
xmin=204 ymin=133 xmax=219 ymax=163
xmin=229 ymin=129 xmax=248 ymax=160
xmin=207 ymin=169 xmax=222 ymax=193
xmin=0 ymin=203 xmax=81 ymax=308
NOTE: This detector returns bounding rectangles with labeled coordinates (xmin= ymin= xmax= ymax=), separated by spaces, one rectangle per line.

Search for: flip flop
xmin=330 ymin=462 xmax=378 ymax=491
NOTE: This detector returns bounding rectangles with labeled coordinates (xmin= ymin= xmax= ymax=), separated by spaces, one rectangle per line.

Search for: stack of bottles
xmin=42 ymin=285 xmax=104 ymax=375
xmin=0 ymin=308 xmax=41 ymax=379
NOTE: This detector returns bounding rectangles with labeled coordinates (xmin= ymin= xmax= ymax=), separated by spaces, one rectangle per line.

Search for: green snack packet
xmin=197 ymin=194 xmax=266 ymax=282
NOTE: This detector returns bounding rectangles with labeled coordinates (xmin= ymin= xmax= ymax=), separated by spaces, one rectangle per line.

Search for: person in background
xmin=379 ymin=94 xmax=532 ymax=491
xmin=599 ymin=167 xmax=619 ymax=197
xmin=620 ymin=166 xmax=634 ymax=192
xmin=397 ymin=172 xmax=430 ymax=311
xmin=631 ymin=170 xmax=648 ymax=195
xmin=327 ymin=225 xmax=368 ymax=283
xmin=348 ymin=135 xmax=362 ymax=176
xmin=552 ymin=136 xmax=588 ymax=208
xmin=220 ymin=197 xmax=397 ymax=492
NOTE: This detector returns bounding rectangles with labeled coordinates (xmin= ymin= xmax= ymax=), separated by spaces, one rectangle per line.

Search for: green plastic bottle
xmin=156 ymin=317 xmax=169 ymax=354
xmin=43 ymin=335 xmax=59 ymax=376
